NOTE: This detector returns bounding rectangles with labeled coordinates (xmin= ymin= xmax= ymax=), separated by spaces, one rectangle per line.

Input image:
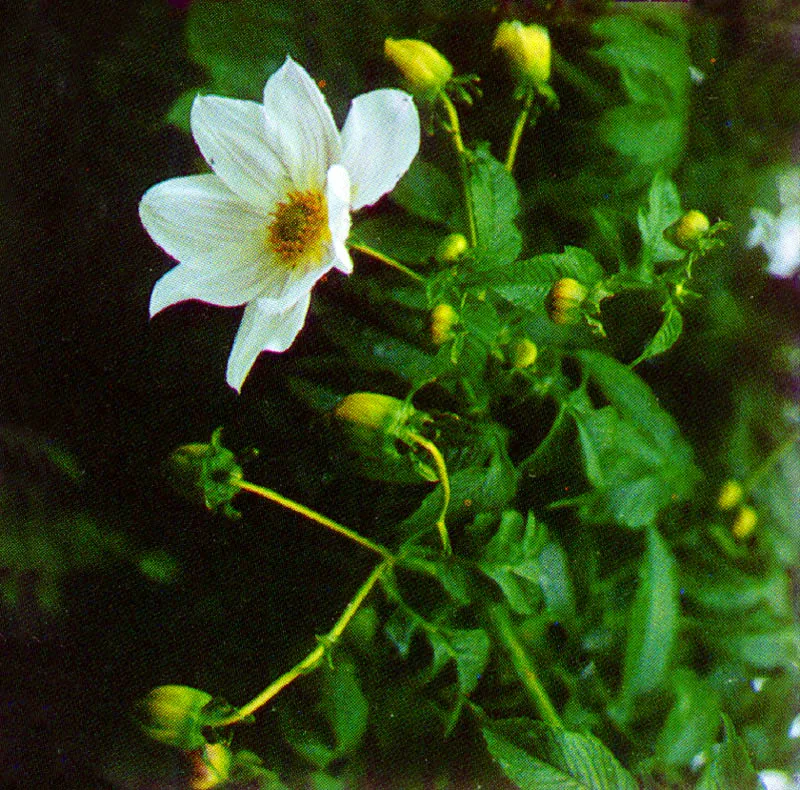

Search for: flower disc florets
xmin=140 ymin=57 xmax=420 ymax=391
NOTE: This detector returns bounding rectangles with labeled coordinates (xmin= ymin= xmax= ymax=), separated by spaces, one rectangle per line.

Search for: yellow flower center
xmin=268 ymin=189 xmax=329 ymax=266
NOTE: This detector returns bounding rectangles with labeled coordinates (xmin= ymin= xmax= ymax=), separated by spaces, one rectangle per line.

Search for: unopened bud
xmin=665 ymin=210 xmax=711 ymax=250
xmin=135 ymin=685 xmax=214 ymax=750
xmin=435 ymin=233 xmax=468 ymax=264
xmin=493 ymin=21 xmax=551 ymax=88
xmin=384 ymin=38 xmax=453 ymax=100
xmin=717 ymin=479 xmax=744 ymax=511
xmin=430 ymin=303 xmax=459 ymax=345
xmin=508 ymin=337 xmax=538 ymax=368
xmin=187 ymin=743 xmax=233 ymax=790
xmin=732 ymin=504 xmax=758 ymax=540
xmin=546 ymin=278 xmax=588 ymax=325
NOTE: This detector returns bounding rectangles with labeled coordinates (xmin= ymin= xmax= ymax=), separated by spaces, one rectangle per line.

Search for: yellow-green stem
xmin=744 ymin=430 xmax=800 ymax=494
xmin=488 ymin=604 xmax=563 ymax=729
xmin=405 ymin=432 xmax=452 ymax=555
xmin=236 ymin=480 xmax=394 ymax=561
xmin=438 ymin=92 xmax=477 ymax=249
xmin=218 ymin=561 xmax=391 ymax=725
xmin=349 ymin=243 xmax=426 ymax=284
xmin=505 ymin=88 xmax=534 ymax=173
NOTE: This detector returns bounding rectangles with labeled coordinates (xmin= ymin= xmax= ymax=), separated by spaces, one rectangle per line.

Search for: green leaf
xmin=479 ymin=510 xmax=544 ymax=615
xmin=630 ymin=299 xmax=684 ymax=367
xmin=637 ymin=171 xmax=684 ymax=273
xmin=466 ymin=143 xmax=522 ymax=271
xmin=617 ymin=526 xmax=679 ymax=721
xmin=482 ymin=719 xmax=638 ymax=790
xmin=696 ymin=715 xmax=760 ymax=790
xmin=391 ymin=159 xmax=460 ymax=226
xmin=427 ymin=628 xmax=490 ymax=695
xmin=567 ymin=350 xmax=698 ymax=527
xmin=655 ymin=670 xmax=721 ymax=769
xmin=490 ymin=247 xmax=605 ymax=312
xmin=590 ymin=10 xmax=690 ymax=190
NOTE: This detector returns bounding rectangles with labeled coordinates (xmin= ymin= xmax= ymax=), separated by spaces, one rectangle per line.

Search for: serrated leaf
xmin=696 ymin=715 xmax=760 ymax=790
xmin=391 ymin=159 xmax=460 ymax=226
xmin=490 ymin=247 xmax=605 ymax=312
xmin=618 ymin=526 xmax=679 ymax=720
xmin=483 ymin=719 xmax=638 ymax=790
xmin=466 ymin=144 xmax=522 ymax=271
xmin=384 ymin=607 xmax=420 ymax=659
xmin=637 ymin=171 xmax=684 ymax=273
xmin=630 ymin=299 xmax=683 ymax=367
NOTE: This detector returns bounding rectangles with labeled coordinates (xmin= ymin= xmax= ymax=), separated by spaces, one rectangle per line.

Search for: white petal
xmin=747 ymin=208 xmax=774 ymax=250
xmin=191 ymin=95 xmax=289 ymax=211
xmin=225 ymin=294 xmax=311 ymax=391
xmin=261 ymin=58 xmax=341 ymax=191
xmin=150 ymin=263 xmax=265 ymax=316
xmin=767 ymin=207 xmax=800 ymax=277
xmin=326 ymin=164 xmax=353 ymax=274
xmin=341 ymin=89 xmax=420 ymax=210
xmin=140 ymin=174 xmax=267 ymax=269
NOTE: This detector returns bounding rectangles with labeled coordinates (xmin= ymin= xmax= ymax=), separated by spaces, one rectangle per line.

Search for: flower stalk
xmin=505 ymin=87 xmax=535 ymax=173
xmin=217 ymin=560 xmax=392 ymax=726
xmin=404 ymin=432 xmax=452 ymax=555
xmin=236 ymin=479 xmax=394 ymax=561
xmin=348 ymin=243 xmax=427 ymax=283
xmin=438 ymin=92 xmax=478 ymax=249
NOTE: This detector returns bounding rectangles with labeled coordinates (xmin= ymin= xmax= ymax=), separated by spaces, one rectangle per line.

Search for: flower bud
xmin=187 ymin=743 xmax=233 ymax=790
xmin=546 ymin=278 xmax=588 ymax=325
xmin=331 ymin=393 xmax=437 ymax=483
xmin=717 ymin=479 xmax=744 ymax=511
xmin=664 ymin=210 xmax=711 ymax=250
xmin=493 ymin=21 xmax=551 ymax=88
xmin=430 ymin=303 xmax=459 ymax=346
xmin=435 ymin=233 xmax=468 ymax=264
xmin=163 ymin=428 xmax=243 ymax=518
xmin=508 ymin=337 xmax=538 ymax=369
xmin=732 ymin=504 xmax=758 ymax=540
xmin=384 ymin=38 xmax=453 ymax=100
xmin=135 ymin=685 xmax=213 ymax=750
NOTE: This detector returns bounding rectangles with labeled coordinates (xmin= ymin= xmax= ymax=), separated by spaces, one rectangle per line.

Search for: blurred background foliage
xmin=1 ymin=0 xmax=799 ymax=787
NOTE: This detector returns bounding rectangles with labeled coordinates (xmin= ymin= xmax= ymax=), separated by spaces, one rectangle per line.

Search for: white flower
xmin=140 ymin=57 xmax=420 ymax=391
xmin=747 ymin=168 xmax=800 ymax=279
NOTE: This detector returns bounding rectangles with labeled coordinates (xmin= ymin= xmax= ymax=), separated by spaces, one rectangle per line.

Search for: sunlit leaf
xmin=696 ymin=715 xmax=760 ymax=790
xmin=630 ymin=299 xmax=683 ymax=367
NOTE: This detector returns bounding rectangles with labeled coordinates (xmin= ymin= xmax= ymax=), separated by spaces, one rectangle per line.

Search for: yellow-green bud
xmin=732 ymin=504 xmax=758 ymax=540
xmin=334 ymin=393 xmax=412 ymax=436
xmin=435 ymin=233 xmax=469 ymax=264
xmin=430 ymin=303 xmax=459 ymax=345
xmin=546 ymin=278 xmax=588 ymax=325
xmin=665 ymin=210 xmax=711 ymax=250
xmin=508 ymin=337 xmax=538 ymax=369
xmin=187 ymin=743 xmax=233 ymax=790
xmin=384 ymin=38 xmax=453 ymax=100
xmin=717 ymin=479 xmax=744 ymax=511
xmin=493 ymin=21 xmax=551 ymax=88
xmin=135 ymin=685 xmax=213 ymax=750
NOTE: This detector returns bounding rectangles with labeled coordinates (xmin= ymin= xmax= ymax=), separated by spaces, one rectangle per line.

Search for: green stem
xmin=488 ymin=604 xmax=563 ymax=729
xmin=505 ymin=88 xmax=534 ymax=173
xmin=236 ymin=480 xmax=394 ymax=561
xmin=438 ymin=92 xmax=477 ymax=249
xmin=217 ymin=561 xmax=391 ymax=726
xmin=405 ymin=432 xmax=452 ymax=555
xmin=348 ymin=243 xmax=426 ymax=284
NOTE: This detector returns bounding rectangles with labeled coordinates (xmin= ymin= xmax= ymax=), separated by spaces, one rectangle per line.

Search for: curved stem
xmin=438 ymin=92 xmax=477 ymax=249
xmin=505 ymin=88 xmax=534 ymax=173
xmin=405 ymin=432 xmax=452 ymax=555
xmin=218 ymin=561 xmax=391 ymax=726
xmin=236 ymin=480 xmax=394 ymax=561
xmin=488 ymin=604 xmax=563 ymax=729
xmin=348 ymin=243 xmax=426 ymax=284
